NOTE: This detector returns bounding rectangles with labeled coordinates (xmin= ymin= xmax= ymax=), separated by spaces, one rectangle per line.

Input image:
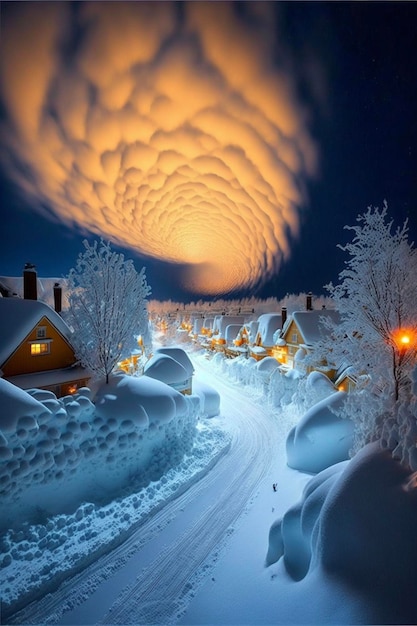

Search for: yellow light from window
xmin=31 ymin=343 xmax=49 ymax=355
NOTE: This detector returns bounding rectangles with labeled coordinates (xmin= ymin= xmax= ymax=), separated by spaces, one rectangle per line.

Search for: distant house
xmin=280 ymin=309 xmax=341 ymax=379
xmin=248 ymin=313 xmax=283 ymax=361
xmin=0 ymin=298 xmax=90 ymax=397
xmin=210 ymin=316 xmax=246 ymax=353
xmin=228 ymin=320 xmax=259 ymax=358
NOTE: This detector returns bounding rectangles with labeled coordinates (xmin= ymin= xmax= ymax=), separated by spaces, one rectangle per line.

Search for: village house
xmin=0 ymin=298 xmax=90 ymax=397
xmin=0 ymin=265 xmax=90 ymax=397
xmin=279 ymin=307 xmax=341 ymax=380
xmin=210 ymin=316 xmax=246 ymax=353
xmin=247 ymin=313 xmax=283 ymax=361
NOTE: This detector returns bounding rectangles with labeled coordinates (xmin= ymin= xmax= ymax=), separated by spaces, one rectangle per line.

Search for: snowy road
xmin=11 ymin=356 xmax=289 ymax=625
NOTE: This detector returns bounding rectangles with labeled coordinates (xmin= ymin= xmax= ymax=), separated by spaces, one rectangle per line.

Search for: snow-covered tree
xmin=315 ymin=203 xmax=417 ymax=452
xmin=65 ymin=239 xmax=151 ymax=383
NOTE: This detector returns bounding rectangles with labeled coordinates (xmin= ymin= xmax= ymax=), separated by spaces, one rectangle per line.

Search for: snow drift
xmin=267 ymin=442 xmax=417 ymax=624
xmin=0 ymin=374 xmax=199 ymax=529
xmin=286 ymin=391 xmax=353 ymax=473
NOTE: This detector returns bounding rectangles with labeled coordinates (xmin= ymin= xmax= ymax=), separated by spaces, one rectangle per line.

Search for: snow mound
xmin=286 ymin=391 xmax=353 ymax=473
xmin=95 ymin=374 xmax=187 ymax=424
xmin=305 ymin=371 xmax=335 ymax=397
xmin=0 ymin=378 xmax=51 ymax=433
xmin=144 ymin=353 xmax=188 ymax=385
xmin=267 ymin=443 xmax=417 ymax=624
xmin=1 ymin=375 xmax=199 ymax=528
xmin=192 ymin=379 xmax=221 ymax=418
xmin=154 ymin=347 xmax=194 ymax=378
xmin=256 ymin=357 xmax=279 ymax=375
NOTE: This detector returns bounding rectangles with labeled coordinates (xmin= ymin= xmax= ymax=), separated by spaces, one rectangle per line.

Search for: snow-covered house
xmin=228 ymin=320 xmax=259 ymax=357
xmin=0 ymin=298 xmax=90 ymax=397
xmin=280 ymin=309 xmax=341 ymax=378
xmin=223 ymin=324 xmax=246 ymax=358
xmin=190 ymin=317 xmax=204 ymax=342
xmin=248 ymin=313 xmax=283 ymax=361
xmin=144 ymin=347 xmax=194 ymax=394
xmin=210 ymin=316 xmax=246 ymax=352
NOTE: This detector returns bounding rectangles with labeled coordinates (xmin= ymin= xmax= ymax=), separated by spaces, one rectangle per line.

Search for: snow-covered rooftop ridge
xmin=214 ymin=316 xmax=246 ymax=339
xmin=0 ymin=277 xmax=69 ymax=308
xmin=290 ymin=309 xmax=341 ymax=345
xmin=0 ymin=298 xmax=73 ymax=368
xmin=224 ymin=324 xmax=242 ymax=342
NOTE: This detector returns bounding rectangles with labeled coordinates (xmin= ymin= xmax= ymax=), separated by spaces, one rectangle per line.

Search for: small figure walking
xmin=272 ymin=483 xmax=277 ymax=492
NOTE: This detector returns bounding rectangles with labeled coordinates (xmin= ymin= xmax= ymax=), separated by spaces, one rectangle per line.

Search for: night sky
xmin=1 ymin=1 xmax=416 ymax=302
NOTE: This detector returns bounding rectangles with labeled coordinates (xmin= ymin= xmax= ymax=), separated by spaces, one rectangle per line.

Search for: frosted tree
xmin=314 ymin=203 xmax=417 ymax=453
xmin=65 ymin=239 xmax=151 ymax=383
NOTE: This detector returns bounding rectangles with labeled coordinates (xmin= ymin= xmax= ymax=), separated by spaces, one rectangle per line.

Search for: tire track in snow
xmin=100 ymin=360 xmax=279 ymax=625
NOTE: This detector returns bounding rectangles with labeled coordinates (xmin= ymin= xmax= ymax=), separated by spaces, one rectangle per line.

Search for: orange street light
xmin=392 ymin=328 xmax=416 ymax=352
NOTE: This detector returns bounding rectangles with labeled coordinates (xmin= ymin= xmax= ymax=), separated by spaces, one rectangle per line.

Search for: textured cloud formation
xmin=0 ymin=1 xmax=318 ymax=295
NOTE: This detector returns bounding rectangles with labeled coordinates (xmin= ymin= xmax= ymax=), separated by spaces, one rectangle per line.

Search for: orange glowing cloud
xmin=0 ymin=1 xmax=319 ymax=295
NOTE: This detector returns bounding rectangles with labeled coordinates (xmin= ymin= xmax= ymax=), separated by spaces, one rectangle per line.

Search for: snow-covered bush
xmin=268 ymin=368 xmax=304 ymax=408
xmin=380 ymin=364 xmax=417 ymax=469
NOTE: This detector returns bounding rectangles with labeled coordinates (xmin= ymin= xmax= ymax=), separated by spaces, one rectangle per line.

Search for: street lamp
xmin=392 ymin=328 xmax=416 ymax=353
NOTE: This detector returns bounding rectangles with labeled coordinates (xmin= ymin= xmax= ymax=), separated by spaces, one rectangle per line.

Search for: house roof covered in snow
xmin=225 ymin=324 xmax=242 ymax=342
xmin=256 ymin=313 xmax=282 ymax=347
xmin=154 ymin=347 xmax=194 ymax=378
xmin=0 ymin=298 xmax=74 ymax=368
xmin=143 ymin=353 xmax=189 ymax=384
xmin=287 ymin=310 xmax=341 ymax=346
xmin=215 ymin=316 xmax=245 ymax=339
xmin=0 ymin=276 xmax=68 ymax=308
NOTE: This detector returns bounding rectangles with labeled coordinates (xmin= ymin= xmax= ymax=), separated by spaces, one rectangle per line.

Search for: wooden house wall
xmin=2 ymin=316 xmax=76 ymax=377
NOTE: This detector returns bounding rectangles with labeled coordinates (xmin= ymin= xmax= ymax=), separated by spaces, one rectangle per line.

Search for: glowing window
xmin=31 ymin=342 xmax=50 ymax=355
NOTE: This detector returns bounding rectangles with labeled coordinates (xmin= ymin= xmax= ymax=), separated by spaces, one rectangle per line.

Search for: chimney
xmin=53 ymin=282 xmax=62 ymax=313
xmin=281 ymin=306 xmax=287 ymax=328
xmin=23 ymin=263 xmax=37 ymax=300
xmin=306 ymin=292 xmax=313 ymax=311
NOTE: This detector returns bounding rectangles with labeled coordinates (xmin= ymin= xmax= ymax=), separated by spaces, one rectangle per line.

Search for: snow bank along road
xmin=11 ymin=356 xmax=287 ymax=625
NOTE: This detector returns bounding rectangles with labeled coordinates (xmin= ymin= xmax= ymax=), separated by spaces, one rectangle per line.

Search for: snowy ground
xmin=3 ymin=351 xmax=307 ymax=624
xmin=6 ymin=350 xmax=413 ymax=625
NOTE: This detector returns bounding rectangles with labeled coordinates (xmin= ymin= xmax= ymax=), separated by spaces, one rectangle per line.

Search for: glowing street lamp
xmin=391 ymin=328 xmax=416 ymax=353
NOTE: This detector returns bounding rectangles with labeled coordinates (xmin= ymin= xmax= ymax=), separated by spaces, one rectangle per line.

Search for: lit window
xmin=31 ymin=342 xmax=50 ymax=355
xmin=36 ymin=326 xmax=47 ymax=339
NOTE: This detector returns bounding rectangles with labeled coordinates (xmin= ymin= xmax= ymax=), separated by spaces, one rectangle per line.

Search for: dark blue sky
xmin=1 ymin=2 xmax=416 ymax=302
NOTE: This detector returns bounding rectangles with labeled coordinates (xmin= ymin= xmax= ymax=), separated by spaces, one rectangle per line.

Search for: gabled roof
xmin=286 ymin=310 xmax=341 ymax=346
xmin=0 ymin=298 xmax=73 ymax=368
